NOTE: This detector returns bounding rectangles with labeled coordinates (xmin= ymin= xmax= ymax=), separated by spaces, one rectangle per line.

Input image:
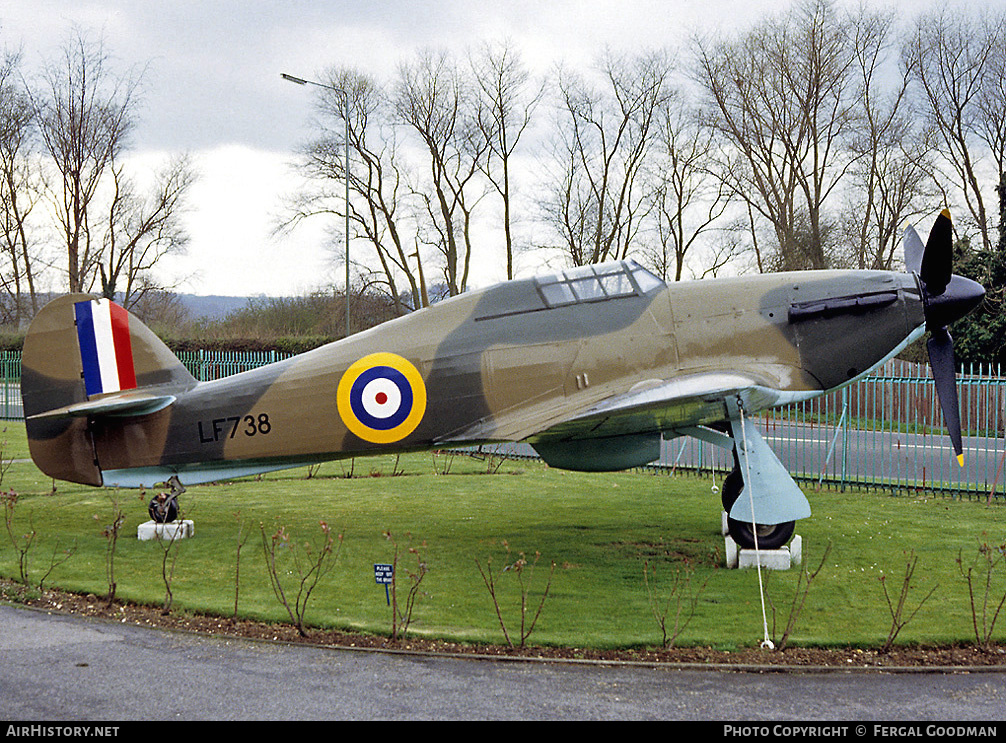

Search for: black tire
xmin=148 ymin=494 xmax=178 ymax=523
xmin=726 ymin=517 xmax=794 ymax=551
xmin=720 ymin=467 xmax=743 ymax=512
xmin=720 ymin=462 xmax=794 ymax=550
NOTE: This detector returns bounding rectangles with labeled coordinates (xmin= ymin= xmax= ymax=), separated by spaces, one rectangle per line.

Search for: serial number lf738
xmin=198 ymin=413 xmax=272 ymax=443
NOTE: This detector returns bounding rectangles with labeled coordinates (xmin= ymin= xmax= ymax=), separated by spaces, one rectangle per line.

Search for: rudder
xmin=21 ymin=295 xmax=196 ymax=486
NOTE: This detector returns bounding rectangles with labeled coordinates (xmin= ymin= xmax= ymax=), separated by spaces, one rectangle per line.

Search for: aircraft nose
xmin=924 ymin=274 xmax=985 ymax=330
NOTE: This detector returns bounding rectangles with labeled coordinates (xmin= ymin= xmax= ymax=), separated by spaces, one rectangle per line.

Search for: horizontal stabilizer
xmin=28 ymin=391 xmax=177 ymax=421
xmin=728 ymin=415 xmax=812 ymax=525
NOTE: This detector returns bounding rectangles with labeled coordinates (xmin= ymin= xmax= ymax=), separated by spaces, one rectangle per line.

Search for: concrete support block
xmin=137 ymin=520 xmax=194 ymax=541
xmin=724 ymin=534 xmax=802 ymax=570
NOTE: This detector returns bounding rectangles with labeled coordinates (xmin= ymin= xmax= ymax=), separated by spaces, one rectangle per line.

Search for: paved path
xmin=2 ymin=605 xmax=1005 ymax=721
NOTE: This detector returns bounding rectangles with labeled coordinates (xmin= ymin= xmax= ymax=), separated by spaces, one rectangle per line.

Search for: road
xmin=484 ymin=421 xmax=1006 ymax=496
xmin=753 ymin=421 xmax=1002 ymax=490
xmin=1 ymin=605 xmax=1004 ymax=722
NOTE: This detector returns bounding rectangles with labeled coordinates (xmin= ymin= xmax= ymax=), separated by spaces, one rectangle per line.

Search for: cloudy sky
xmin=0 ymin=0 xmax=956 ymax=297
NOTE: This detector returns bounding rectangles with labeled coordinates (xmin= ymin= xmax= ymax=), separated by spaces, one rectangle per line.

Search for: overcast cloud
xmin=5 ymin=0 xmax=798 ymax=152
xmin=0 ymin=0 xmax=967 ymax=297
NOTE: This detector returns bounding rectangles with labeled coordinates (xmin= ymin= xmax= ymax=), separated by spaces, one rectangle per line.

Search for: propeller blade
xmin=912 ymin=209 xmax=983 ymax=466
xmin=927 ymin=327 xmax=964 ymax=466
xmin=903 ymin=224 xmax=924 ymax=274
xmin=920 ymin=208 xmax=953 ymax=295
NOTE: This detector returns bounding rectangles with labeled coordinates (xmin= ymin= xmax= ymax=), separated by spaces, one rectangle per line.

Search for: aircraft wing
xmin=444 ymin=371 xmax=788 ymax=446
xmin=529 ymin=373 xmax=786 ymax=443
xmin=463 ymin=371 xmax=813 ymax=526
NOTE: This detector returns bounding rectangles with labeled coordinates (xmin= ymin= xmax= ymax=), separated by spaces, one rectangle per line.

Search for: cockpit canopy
xmin=535 ymin=260 xmax=665 ymax=308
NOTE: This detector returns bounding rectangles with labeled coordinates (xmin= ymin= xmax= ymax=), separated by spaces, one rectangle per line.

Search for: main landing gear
xmin=720 ymin=456 xmax=795 ymax=551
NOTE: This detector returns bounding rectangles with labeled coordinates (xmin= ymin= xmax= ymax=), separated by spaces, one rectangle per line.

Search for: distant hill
xmin=5 ymin=293 xmax=258 ymax=329
xmin=176 ymin=295 xmax=256 ymax=320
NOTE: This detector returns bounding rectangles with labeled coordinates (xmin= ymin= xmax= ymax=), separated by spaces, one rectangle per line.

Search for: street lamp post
xmin=282 ymin=72 xmax=351 ymax=338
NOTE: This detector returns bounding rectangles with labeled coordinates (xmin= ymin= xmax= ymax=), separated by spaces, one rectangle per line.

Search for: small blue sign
xmin=374 ymin=563 xmax=393 ymax=606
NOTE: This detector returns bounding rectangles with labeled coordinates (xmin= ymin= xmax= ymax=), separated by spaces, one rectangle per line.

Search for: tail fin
xmin=21 ymin=295 xmax=196 ymax=486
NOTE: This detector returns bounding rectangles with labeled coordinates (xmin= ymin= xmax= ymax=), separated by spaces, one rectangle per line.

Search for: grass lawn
xmin=1 ymin=422 xmax=1004 ymax=650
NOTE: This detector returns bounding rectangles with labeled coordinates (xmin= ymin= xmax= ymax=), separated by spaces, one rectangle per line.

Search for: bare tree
xmin=283 ymin=69 xmax=424 ymax=316
xmin=644 ymin=92 xmax=732 ymax=281
xmin=976 ymin=26 xmax=1006 ymax=195
xmin=542 ymin=48 xmax=671 ymax=267
xmin=396 ymin=49 xmax=489 ymax=296
xmin=842 ymin=7 xmax=934 ymax=270
xmin=470 ymin=40 xmax=543 ymax=280
xmin=0 ymin=48 xmax=42 ymax=323
xmin=128 ymin=288 xmax=190 ymax=331
xmin=98 ymin=152 xmax=195 ymax=308
xmin=905 ymin=7 xmax=1006 ymax=252
xmin=693 ymin=0 xmax=860 ymax=271
xmin=31 ymin=30 xmax=140 ymax=293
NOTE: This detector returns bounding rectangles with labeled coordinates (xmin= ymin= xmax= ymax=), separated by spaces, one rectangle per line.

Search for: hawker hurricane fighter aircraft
xmin=21 ymin=212 xmax=983 ymax=548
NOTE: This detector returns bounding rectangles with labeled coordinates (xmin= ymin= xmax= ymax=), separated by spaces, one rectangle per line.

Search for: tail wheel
xmin=720 ymin=465 xmax=795 ymax=550
xmin=148 ymin=492 xmax=179 ymax=523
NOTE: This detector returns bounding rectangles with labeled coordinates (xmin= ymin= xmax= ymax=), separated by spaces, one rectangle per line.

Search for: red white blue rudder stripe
xmin=74 ymin=299 xmax=138 ymax=396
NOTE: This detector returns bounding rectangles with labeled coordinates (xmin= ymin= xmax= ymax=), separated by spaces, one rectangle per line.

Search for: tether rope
xmin=737 ymin=397 xmax=774 ymax=650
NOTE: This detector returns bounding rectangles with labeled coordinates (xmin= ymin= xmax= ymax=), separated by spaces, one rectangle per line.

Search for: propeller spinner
xmin=907 ymin=210 xmax=985 ymax=466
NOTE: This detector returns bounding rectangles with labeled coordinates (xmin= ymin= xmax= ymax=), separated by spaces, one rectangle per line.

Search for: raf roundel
xmin=337 ymin=353 xmax=427 ymax=444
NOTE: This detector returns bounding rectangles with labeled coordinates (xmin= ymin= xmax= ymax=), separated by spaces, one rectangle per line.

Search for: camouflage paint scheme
xmin=20 ymin=217 xmax=982 ymax=543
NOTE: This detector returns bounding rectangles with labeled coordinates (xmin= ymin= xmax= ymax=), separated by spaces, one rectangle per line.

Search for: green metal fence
xmin=0 ymin=350 xmax=292 ymax=420
xmin=2 ymin=351 xmax=1004 ymax=499
xmin=175 ymin=349 xmax=292 ymax=382
xmin=0 ymin=350 xmax=21 ymax=420
xmin=660 ymin=359 xmax=1006 ymax=502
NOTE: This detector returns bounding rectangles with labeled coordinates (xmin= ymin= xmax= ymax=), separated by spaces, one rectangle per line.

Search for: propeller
xmin=905 ymin=210 xmax=985 ymax=466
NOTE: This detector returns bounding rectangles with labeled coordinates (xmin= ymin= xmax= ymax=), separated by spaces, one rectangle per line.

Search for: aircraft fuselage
xmin=80 ymin=264 xmax=924 ymax=487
